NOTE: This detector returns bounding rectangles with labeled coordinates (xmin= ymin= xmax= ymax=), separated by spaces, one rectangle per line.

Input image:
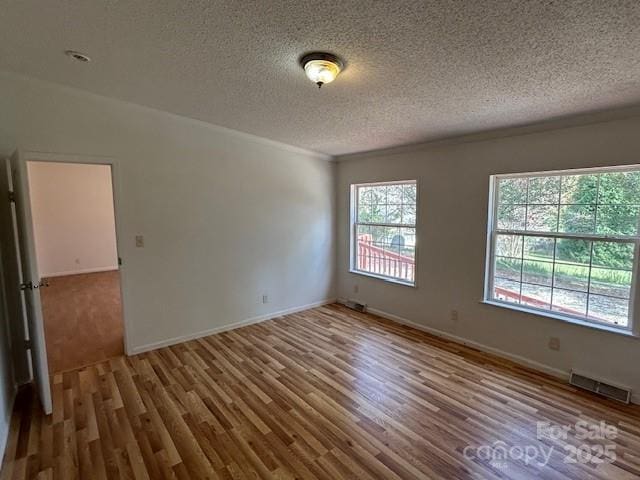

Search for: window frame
xmin=349 ymin=180 xmax=418 ymax=287
xmin=484 ymin=165 xmax=640 ymax=336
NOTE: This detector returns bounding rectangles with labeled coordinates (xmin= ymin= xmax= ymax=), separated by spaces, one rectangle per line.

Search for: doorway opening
xmin=27 ymin=161 xmax=124 ymax=373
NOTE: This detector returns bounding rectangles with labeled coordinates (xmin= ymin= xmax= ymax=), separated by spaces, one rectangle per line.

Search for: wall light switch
xmin=135 ymin=235 xmax=144 ymax=248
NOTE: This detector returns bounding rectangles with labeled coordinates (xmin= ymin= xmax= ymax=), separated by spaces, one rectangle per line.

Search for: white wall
xmin=336 ymin=116 xmax=640 ymax=400
xmin=27 ymin=161 xmax=118 ymax=277
xmin=0 ymin=71 xmax=335 ymax=355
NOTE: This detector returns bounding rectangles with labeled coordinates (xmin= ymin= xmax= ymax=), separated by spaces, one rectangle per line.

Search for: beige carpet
xmin=40 ymin=270 xmax=124 ymax=373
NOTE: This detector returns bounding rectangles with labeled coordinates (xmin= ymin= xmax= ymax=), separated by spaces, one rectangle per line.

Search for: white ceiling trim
xmin=336 ymin=106 xmax=640 ymax=161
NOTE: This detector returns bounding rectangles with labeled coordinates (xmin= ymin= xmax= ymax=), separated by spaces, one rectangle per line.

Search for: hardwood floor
xmin=2 ymin=304 xmax=639 ymax=479
xmin=41 ymin=270 xmax=124 ymax=373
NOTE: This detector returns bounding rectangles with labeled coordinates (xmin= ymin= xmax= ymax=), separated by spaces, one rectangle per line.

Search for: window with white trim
xmin=351 ymin=181 xmax=417 ymax=285
xmin=485 ymin=166 xmax=640 ymax=330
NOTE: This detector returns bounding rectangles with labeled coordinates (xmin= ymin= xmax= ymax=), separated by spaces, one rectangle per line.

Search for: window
xmin=351 ymin=181 xmax=417 ymax=285
xmin=485 ymin=166 xmax=640 ymax=331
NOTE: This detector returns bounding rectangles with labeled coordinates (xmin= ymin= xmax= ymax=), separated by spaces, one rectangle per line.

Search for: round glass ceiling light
xmin=300 ymin=52 xmax=343 ymax=88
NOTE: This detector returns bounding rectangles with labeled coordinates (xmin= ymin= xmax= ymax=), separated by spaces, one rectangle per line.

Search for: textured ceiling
xmin=1 ymin=1 xmax=639 ymax=156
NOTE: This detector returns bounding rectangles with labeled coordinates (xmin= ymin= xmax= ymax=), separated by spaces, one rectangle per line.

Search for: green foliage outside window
xmin=497 ymin=171 xmax=639 ymax=273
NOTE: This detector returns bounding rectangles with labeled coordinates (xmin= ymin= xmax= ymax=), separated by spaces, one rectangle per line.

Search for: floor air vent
xmin=344 ymin=300 xmax=367 ymax=313
xmin=570 ymin=371 xmax=631 ymax=404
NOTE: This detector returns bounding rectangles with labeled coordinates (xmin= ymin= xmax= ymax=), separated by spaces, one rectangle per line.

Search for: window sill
xmin=349 ymin=269 xmax=416 ymax=288
xmin=481 ymin=299 xmax=639 ymax=338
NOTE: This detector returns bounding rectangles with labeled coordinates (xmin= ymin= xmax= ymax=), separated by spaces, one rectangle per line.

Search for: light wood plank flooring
xmin=2 ymin=304 xmax=639 ymax=479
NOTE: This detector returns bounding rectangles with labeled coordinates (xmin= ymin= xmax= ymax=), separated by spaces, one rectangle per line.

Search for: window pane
xmin=489 ymin=168 xmax=639 ymax=330
xmin=526 ymin=205 xmax=558 ymax=232
xmin=588 ymin=295 xmax=629 ymax=327
xmin=497 ymin=204 xmax=525 ymax=230
xmin=399 ymin=227 xmax=416 ymax=249
xmin=522 ymin=260 xmax=552 ymax=286
xmin=358 ymin=186 xmax=373 ymax=205
xmin=495 ymin=257 xmax=522 ymax=282
xmin=352 ymin=182 xmax=416 ymax=284
xmin=496 ymin=234 xmax=523 ymax=258
xmin=527 ymin=176 xmax=560 ymax=204
xmin=386 ymin=228 xmax=402 ymax=253
xmin=357 ymin=226 xmax=414 ymax=279
xmin=373 ymin=226 xmax=399 ymax=250
xmin=356 ymin=224 xmax=371 ymax=239
xmin=498 ymin=178 xmax=527 ymax=204
xmin=357 ymin=203 xmax=370 ymax=223
xmin=521 ymin=283 xmax=551 ymax=309
xmin=596 ymin=205 xmax=640 ymax=236
xmin=560 ymin=174 xmax=598 ymax=205
xmin=552 ymin=289 xmax=587 ymax=317
xmin=385 ymin=203 xmax=402 ymax=224
xmin=401 ymin=245 xmax=416 ymax=261
xmin=555 ymin=238 xmax=591 ymax=267
xmin=377 ymin=185 xmax=388 ymax=203
xmin=592 ymin=241 xmax=634 ymax=270
xmin=553 ymin=263 xmax=589 ymax=292
xmin=558 ymin=204 xmax=596 ymax=234
xmin=364 ymin=185 xmax=386 ymax=204
xmin=358 ymin=203 xmax=385 ymax=223
xmin=589 ymin=268 xmax=632 ymax=298
xmin=387 ymin=184 xmax=403 ymax=204
xmin=598 ymin=171 xmax=640 ymax=205
xmin=356 ymin=224 xmax=371 ymax=271
xmin=523 ymin=236 xmax=554 ymax=262
xmin=494 ymin=277 xmax=521 ymax=303
xmin=402 ymin=203 xmax=416 ymax=225
xmin=402 ymin=184 xmax=417 ymax=205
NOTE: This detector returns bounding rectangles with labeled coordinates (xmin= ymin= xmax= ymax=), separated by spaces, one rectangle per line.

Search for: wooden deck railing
xmin=357 ymin=235 xmax=414 ymax=282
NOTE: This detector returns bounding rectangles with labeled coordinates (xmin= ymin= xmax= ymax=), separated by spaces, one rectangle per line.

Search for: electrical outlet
xmin=450 ymin=310 xmax=459 ymax=322
xmin=262 ymin=294 xmax=268 ymax=304
xmin=353 ymin=284 xmax=359 ymax=294
xmin=549 ymin=337 xmax=560 ymax=351
xmin=135 ymin=235 xmax=144 ymax=248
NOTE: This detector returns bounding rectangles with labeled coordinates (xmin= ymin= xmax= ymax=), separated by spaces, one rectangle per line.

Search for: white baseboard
xmin=345 ymin=301 xmax=639 ymax=405
xmin=364 ymin=305 xmax=569 ymax=379
xmin=43 ymin=266 xmax=119 ymax=278
xmin=130 ymin=298 xmax=337 ymax=355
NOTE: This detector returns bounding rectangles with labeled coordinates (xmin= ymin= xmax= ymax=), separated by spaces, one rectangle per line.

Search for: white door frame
xmin=20 ymin=150 xmax=133 ymax=356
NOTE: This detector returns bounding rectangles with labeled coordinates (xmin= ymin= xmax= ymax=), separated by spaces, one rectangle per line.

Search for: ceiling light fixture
xmin=65 ymin=50 xmax=91 ymax=63
xmin=300 ymin=52 xmax=343 ymax=88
